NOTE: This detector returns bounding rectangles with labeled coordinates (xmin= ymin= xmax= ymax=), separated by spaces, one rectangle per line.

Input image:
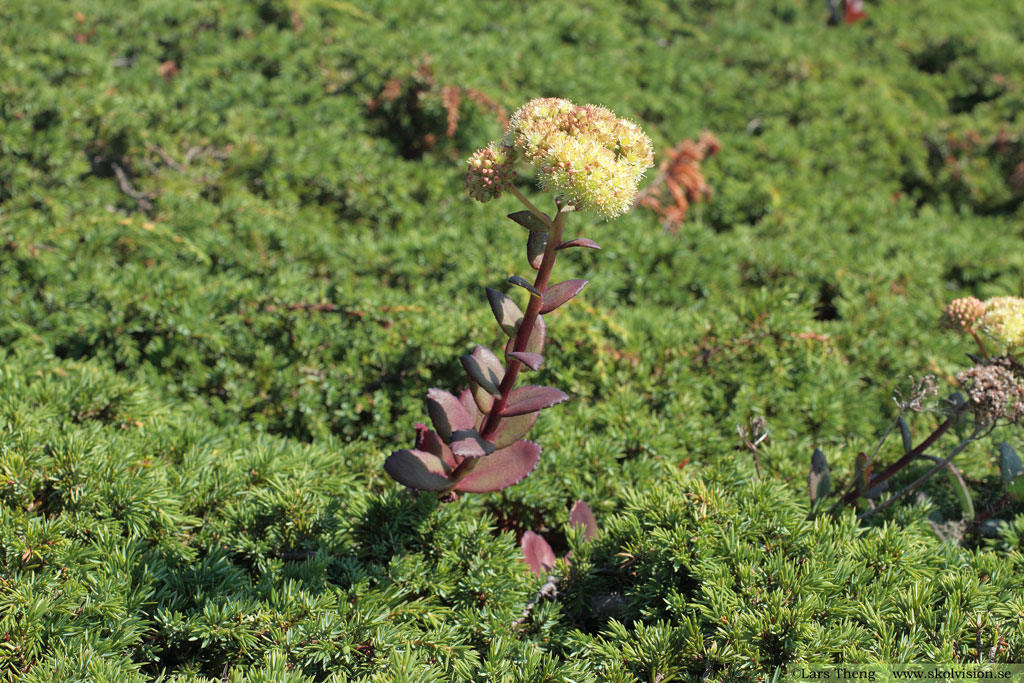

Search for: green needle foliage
xmin=1 ymin=0 xmax=1024 ymax=680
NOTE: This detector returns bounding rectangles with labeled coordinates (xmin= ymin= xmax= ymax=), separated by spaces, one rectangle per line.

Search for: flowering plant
xmin=385 ymin=98 xmax=653 ymax=496
xmin=811 ymin=295 xmax=1024 ymax=541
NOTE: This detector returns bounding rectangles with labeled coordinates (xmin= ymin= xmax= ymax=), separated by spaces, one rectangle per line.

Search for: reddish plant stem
xmin=967 ymin=325 xmax=989 ymax=358
xmin=834 ymin=405 xmax=967 ymax=511
xmin=445 ymin=205 xmax=567 ymax=487
xmin=969 ymin=493 xmax=1011 ymax=533
xmin=481 ymin=211 xmax=566 ymax=439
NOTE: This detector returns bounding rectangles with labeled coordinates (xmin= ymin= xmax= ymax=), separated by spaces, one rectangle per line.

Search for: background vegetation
xmin=1 ymin=0 xmax=1023 ymax=680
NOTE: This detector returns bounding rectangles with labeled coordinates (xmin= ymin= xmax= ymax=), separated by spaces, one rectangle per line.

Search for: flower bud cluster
xmin=979 ymin=296 xmax=1024 ymax=350
xmin=957 ymin=356 xmax=1024 ymax=425
xmin=503 ymin=98 xmax=654 ymax=219
xmin=942 ymin=296 xmax=986 ymax=330
xmin=465 ymin=143 xmax=517 ymax=203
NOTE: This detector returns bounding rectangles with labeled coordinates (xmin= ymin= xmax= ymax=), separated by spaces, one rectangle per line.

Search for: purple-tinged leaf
xmin=471 ymin=381 xmax=494 ymax=414
xmin=460 ymin=346 xmax=503 ymax=396
xmin=555 ymin=238 xmax=601 ymax=251
xmin=455 ymin=440 xmax=541 ymax=493
xmin=458 ymin=388 xmax=486 ymax=430
xmin=501 ymin=385 xmax=570 ymax=417
xmin=384 ymin=449 xmax=452 ymax=491
xmin=521 ymin=530 xmax=556 ymax=578
xmin=508 ymin=210 xmax=551 ymax=232
xmin=527 ymin=231 xmax=548 ymax=270
xmin=450 ymin=429 xmax=496 ymax=458
xmin=540 ymin=279 xmax=588 ymax=314
xmin=486 ymin=287 xmax=523 ymax=337
xmin=489 ymin=411 xmax=539 ymax=449
xmin=508 ymin=352 xmax=543 ymax=371
xmin=569 ymin=500 xmax=599 ymax=541
xmin=415 ymin=423 xmax=457 ymax=468
xmin=508 ymin=275 xmax=541 ymax=298
xmin=426 ymin=388 xmax=473 ymax=442
xmin=505 ymin=313 xmax=545 ymax=356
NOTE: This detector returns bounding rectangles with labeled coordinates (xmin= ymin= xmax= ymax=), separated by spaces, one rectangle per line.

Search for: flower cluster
xmin=942 ymin=296 xmax=986 ymax=331
xmin=979 ymin=296 xmax=1024 ymax=350
xmin=956 ymin=356 xmax=1024 ymax=425
xmin=465 ymin=143 xmax=517 ymax=203
xmin=465 ymin=98 xmax=654 ymax=219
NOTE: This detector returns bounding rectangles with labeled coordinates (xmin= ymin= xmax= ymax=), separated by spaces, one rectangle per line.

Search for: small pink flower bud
xmin=943 ymin=297 xmax=986 ymax=330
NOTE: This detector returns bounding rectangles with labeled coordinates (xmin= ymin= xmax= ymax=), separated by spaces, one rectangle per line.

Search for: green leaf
xmin=488 ymin=411 xmax=539 ymax=449
xmin=898 ymin=416 xmax=912 ymax=454
xmin=471 ymin=381 xmax=494 ymax=414
xmin=808 ymin=448 xmax=831 ymax=505
xmin=384 ymin=449 xmax=452 ymax=491
xmin=1008 ymin=476 xmax=1024 ymax=502
xmin=505 ymin=313 xmax=545 ymax=356
xmin=460 ymin=345 xmax=504 ymax=396
xmin=944 ymin=463 xmax=974 ymax=521
xmin=998 ymin=441 xmax=1023 ymax=486
xmin=507 ymin=210 xmax=551 ymax=231
xmin=527 ymin=231 xmax=548 ymax=270
xmin=486 ymin=287 xmax=523 ymax=337
xmin=508 ymin=275 xmax=541 ymax=298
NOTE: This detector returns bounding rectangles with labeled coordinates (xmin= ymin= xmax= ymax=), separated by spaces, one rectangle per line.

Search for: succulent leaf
xmin=527 ymin=231 xmax=548 ymax=270
xmin=507 ymin=210 xmax=551 ymax=232
xmin=449 ymin=428 xmax=496 ymax=458
xmin=898 ymin=416 xmax=912 ymax=455
xmin=555 ymin=238 xmax=601 ymax=251
xmin=509 ymin=275 xmax=542 ymax=298
xmin=471 ymin=381 xmax=495 ymax=413
xmin=426 ymin=388 xmax=473 ymax=442
xmin=486 ymin=287 xmax=523 ymax=337
xmin=540 ymin=279 xmax=588 ymax=314
xmin=460 ymin=346 xmax=504 ymax=396
xmin=488 ymin=411 xmax=539 ymax=449
xmin=501 ymin=385 xmax=569 ymax=416
xmin=569 ymin=500 xmax=599 ymax=541
xmin=521 ymin=530 xmax=556 ymax=578
xmin=505 ymin=313 xmax=545 ymax=356
xmin=508 ymin=352 xmax=544 ymax=370
xmin=808 ymin=448 xmax=831 ymax=506
xmin=384 ymin=449 xmax=453 ymax=491
xmin=944 ymin=463 xmax=975 ymax=521
xmin=458 ymin=387 xmax=486 ymax=430
xmin=414 ymin=424 xmax=457 ymax=468
xmin=454 ymin=440 xmax=541 ymax=493
xmin=999 ymin=441 xmax=1023 ymax=485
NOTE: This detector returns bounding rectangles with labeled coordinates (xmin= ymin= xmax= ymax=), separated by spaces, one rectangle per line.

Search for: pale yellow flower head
xmin=505 ymin=98 xmax=654 ymax=219
xmin=465 ymin=98 xmax=654 ymax=220
xmin=980 ymin=296 xmax=1024 ymax=350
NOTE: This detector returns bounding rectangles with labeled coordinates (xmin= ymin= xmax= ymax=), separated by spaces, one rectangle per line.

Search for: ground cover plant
xmin=2 ymin=0 xmax=1024 ymax=680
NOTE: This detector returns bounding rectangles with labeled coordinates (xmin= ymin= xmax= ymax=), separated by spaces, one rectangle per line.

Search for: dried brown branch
xmin=636 ymin=131 xmax=721 ymax=232
xmin=111 ymin=162 xmax=154 ymax=211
